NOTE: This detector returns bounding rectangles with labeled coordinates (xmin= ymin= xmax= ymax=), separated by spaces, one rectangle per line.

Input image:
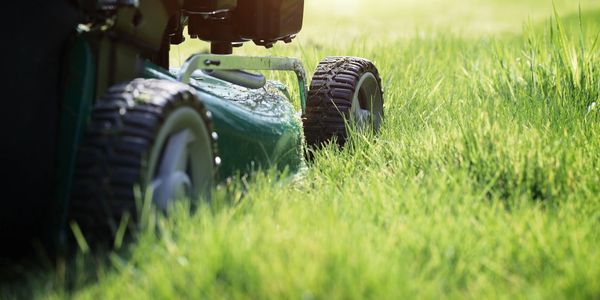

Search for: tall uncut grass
xmin=4 ymin=1 xmax=600 ymax=299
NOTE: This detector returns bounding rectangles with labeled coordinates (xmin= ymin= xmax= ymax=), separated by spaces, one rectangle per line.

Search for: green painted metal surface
xmin=177 ymin=54 xmax=308 ymax=113
xmin=144 ymin=61 xmax=306 ymax=179
xmin=53 ymin=36 xmax=96 ymax=246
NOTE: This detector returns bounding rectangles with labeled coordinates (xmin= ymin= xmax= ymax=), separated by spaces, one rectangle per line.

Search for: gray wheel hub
xmin=147 ymin=107 xmax=214 ymax=210
xmin=350 ymin=72 xmax=384 ymax=132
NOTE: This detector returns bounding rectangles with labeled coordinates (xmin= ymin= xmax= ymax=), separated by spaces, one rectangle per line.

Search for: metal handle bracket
xmin=177 ymin=54 xmax=308 ymax=112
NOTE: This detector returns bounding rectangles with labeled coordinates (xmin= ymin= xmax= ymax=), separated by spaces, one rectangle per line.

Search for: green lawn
xmin=7 ymin=0 xmax=600 ymax=299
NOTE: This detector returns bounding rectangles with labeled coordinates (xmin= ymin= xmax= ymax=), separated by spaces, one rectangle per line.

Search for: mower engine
xmin=176 ymin=0 xmax=304 ymax=54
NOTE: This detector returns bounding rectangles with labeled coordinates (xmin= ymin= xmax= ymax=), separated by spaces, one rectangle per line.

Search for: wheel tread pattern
xmin=302 ymin=57 xmax=383 ymax=147
xmin=69 ymin=79 xmax=219 ymax=241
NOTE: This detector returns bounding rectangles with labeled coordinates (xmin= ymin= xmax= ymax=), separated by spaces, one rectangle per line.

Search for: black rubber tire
xmin=303 ymin=56 xmax=384 ymax=148
xmin=69 ymin=78 xmax=219 ymax=240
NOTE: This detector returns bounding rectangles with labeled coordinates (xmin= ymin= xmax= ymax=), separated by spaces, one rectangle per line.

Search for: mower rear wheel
xmin=303 ymin=57 xmax=384 ymax=148
xmin=70 ymin=79 xmax=219 ymax=239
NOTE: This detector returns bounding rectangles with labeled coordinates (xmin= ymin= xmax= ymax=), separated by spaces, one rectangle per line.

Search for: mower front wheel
xmin=70 ymin=79 xmax=219 ymax=239
xmin=303 ymin=57 xmax=384 ymax=148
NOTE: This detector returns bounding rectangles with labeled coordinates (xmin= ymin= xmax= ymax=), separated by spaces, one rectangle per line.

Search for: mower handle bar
xmin=177 ymin=54 xmax=308 ymax=112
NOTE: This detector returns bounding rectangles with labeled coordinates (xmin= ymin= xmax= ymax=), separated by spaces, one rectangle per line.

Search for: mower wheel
xmin=303 ymin=57 xmax=384 ymax=148
xmin=70 ymin=79 xmax=219 ymax=239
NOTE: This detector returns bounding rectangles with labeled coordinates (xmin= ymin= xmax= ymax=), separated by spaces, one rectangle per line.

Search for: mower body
xmin=4 ymin=0 xmax=306 ymax=251
xmin=5 ymin=0 xmax=385 ymax=257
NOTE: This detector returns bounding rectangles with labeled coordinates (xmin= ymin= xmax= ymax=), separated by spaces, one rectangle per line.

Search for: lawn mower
xmin=3 ymin=0 xmax=384 ymax=251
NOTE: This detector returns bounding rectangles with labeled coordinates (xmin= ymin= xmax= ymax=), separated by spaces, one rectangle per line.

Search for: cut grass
xmin=4 ymin=1 xmax=600 ymax=299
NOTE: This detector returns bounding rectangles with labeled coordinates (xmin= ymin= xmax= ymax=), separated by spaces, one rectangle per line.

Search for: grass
xmin=4 ymin=0 xmax=600 ymax=299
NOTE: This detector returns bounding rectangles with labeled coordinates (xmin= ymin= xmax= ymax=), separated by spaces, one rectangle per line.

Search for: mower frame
xmin=177 ymin=54 xmax=308 ymax=112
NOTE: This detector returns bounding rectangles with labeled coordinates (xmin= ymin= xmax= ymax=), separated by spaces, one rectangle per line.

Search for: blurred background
xmin=170 ymin=0 xmax=600 ymax=67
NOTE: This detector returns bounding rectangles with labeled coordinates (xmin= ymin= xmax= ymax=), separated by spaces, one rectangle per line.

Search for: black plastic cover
xmin=235 ymin=0 xmax=304 ymax=43
xmin=3 ymin=0 xmax=80 ymax=256
xmin=183 ymin=0 xmax=237 ymax=12
xmin=185 ymin=0 xmax=304 ymax=50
